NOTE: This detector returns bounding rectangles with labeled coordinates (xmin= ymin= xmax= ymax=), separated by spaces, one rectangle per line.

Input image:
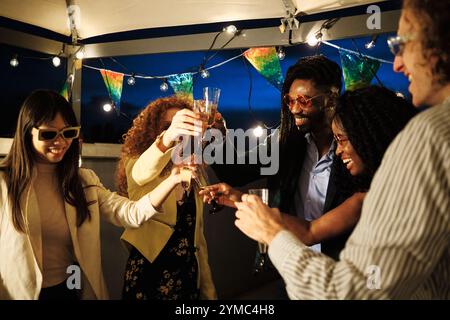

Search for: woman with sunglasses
xmin=204 ymin=86 xmax=416 ymax=249
xmin=0 ymin=90 xmax=192 ymax=300
xmin=116 ymin=95 xmax=216 ymax=300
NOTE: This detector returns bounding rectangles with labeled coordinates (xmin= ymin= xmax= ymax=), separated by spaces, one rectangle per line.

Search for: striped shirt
xmin=269 ymin=97 xmax=450 ymax=299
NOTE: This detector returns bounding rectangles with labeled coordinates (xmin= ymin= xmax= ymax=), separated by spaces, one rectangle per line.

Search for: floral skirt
xmin=122 ymin=192 xmax=199 ymax=300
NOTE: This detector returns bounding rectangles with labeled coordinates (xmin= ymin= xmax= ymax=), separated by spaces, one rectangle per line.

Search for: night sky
xmin=0 ymin=33 xmax=409 ymax=143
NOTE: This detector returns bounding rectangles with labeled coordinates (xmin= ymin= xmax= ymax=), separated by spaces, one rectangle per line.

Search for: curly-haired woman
xmin=116 ymin=95 xmax=216 ymax=300
xmin=204 ymin=86 xmax=417 ymax=247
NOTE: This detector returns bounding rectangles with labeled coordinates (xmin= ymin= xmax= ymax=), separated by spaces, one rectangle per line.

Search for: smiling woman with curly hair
xmin=116 ymin=95 xmax=217 ymax=300
xmin=116 ymin=95 xmax=193 ymax=196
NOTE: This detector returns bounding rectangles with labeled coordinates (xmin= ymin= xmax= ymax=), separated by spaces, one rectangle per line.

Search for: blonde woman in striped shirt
xmin=234 ymin=0 xmax=450 ymax=299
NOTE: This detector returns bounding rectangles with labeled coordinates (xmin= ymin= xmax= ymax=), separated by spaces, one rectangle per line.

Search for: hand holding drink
xmin=248 ymin=188 xmax=269 ymax=273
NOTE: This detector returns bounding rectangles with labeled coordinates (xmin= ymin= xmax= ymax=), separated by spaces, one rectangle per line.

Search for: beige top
xmin=34 ymin=163 xmax=75 ymax=288
xmin=0 ymin=168 xmax=160 ymax=300
xmin=120 ymin=132 xmax=217 ymax=299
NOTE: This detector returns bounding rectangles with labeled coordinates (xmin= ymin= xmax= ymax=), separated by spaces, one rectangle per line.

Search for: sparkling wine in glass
xmin=248 ymin=188 xmax=269 ymax=272
xmin=203 ymin=87 xmax=220 ymax=127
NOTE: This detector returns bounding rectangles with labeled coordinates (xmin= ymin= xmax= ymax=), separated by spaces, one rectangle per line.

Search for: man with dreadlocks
xmin=211 ymin=55 xmax=354 ymax=260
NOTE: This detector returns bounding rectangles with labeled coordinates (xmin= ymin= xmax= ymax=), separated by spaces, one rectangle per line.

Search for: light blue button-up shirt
xmin=293 ymin=133 xmax=336 ymax=252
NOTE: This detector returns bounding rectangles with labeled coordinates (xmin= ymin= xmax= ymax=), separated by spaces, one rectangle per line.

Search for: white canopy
xmin=0 ymin=0 xmax=386 ymax=40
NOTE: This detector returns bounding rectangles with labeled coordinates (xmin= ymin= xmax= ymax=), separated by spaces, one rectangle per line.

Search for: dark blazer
xmin=211 ymin=129 xmax=355 ymax=260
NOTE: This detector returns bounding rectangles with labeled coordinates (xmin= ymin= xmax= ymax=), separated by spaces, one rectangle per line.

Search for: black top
xmin=211 ymin=129 xmax=355 ymax=260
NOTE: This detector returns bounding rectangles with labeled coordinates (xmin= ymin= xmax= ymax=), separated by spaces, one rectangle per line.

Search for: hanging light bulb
xmin=75 ymin=47 xmax=84 ymax=60
xmin=200 ymin=68 xmax=210 ymax=79
xmin=365 ymin=40 xmax=375 ymax=49
xmin=253 ymin=125 xmax=264 ymax=138
xmin=103 ymin=103 xmax=113 ymax=112
xmin=10 ymin=55 xmax=19 ymax=67
xmin=160 ymin=79 xmax=169 ymax=92
xmin=52 ymin=56 xmax=61 ymax=67
xmin=365 ymin=34 xmax=378 ymax=49
xmin=75 ymin=51 xmax=84 ymax=60
xmin=224 ymin=25 xmax=237 ymax=34
xmin=307 ymin=32 xmax=322 ymax=46
xmin=277 ymin=47 xmax=285 ymax=60
xmin=127 ymin=73 xmax=136 ymax=86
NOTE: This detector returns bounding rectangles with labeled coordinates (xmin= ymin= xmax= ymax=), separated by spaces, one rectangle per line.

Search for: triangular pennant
xmin=60 ymin=74 xmax=74 ymax=101
xmin=339 ymin=50 xmax=380 ymax=91
xmin=100 ymin=69 xmax=124 ymax=114
xmin=168 ymin=73 xmax=193 ymax=99
xmin=60 ymin=81 xmax=69 ymax=101
xmin=244 ymin=47 xmax=284 ymax=90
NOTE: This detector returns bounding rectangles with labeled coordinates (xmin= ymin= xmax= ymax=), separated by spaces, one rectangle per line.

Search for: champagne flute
xmin=192 ymin=170 xmax=224 ymax=214
xmin=203 ymin=87 xmax=220 ymax=127
xmin=248 ymin=188 xmax=269 ymax=272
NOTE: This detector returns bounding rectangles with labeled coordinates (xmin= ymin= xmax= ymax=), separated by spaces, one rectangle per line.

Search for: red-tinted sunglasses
xmin=283 ymin=93 xmax=326 ymax=108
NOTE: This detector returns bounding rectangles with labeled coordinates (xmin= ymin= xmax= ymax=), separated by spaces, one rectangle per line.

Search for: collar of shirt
xmin=304 ymin=133 xmax=336 ymax=166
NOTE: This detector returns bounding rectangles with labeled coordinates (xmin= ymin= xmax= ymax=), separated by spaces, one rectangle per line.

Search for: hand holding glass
xmin=248 ymin=188 xmax=269 ymax=255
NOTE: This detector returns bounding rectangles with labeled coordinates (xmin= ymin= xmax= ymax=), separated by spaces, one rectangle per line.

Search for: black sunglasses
xmin=37 ymin=126 xmax=81 ymax=141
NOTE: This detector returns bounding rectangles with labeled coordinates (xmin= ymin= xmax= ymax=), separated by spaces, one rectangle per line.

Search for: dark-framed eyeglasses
xmin=36 ymin=126 xmax=81 ymax=141
xmin=387 ymin=34 xmax=415 ymax=56
xmin=283 ymin=93 xmax=326 ymax=108
xmin=333 ymin=134 xmax=349 ymax=146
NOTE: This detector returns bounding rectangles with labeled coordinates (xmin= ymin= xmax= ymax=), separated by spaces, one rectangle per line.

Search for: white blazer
xmin=0 ymin=168 xmax=159 ymax=300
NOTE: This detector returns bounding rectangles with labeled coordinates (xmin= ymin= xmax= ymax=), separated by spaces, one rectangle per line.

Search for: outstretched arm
xmin=282 ymin=192 xmax=366 ymax=246
xmin=91 ymin=165 xmax=194 ymax=228
xmin=146 ymin=165 xmax=194 ymax=211
xmin=198 ymin=182 xmax=243 ymax=208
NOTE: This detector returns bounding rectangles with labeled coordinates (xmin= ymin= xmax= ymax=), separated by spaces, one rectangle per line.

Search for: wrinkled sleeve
xmin=131 ymin=132 xmax=175 ymax=186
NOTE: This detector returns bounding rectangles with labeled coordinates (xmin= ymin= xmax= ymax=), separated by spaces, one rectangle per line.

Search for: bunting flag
xmin=168 ymin=73 xmax=193 ymax=99
xmin=339 ymin=50 xmax=380 ymax=91
xmin=100 ymin=69 xmax=124 ymax=114
xmin=60 ymin=81 xmax=70 ymax=101
xmin=60 ymin=73 xmax=74 ymax=101
xmin=243 ymin=47 xmax=284 ymax=90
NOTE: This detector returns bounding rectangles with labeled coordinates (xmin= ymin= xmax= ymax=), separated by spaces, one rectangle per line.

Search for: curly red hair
xmin=115 ymin=95 xmax=193 ymax=196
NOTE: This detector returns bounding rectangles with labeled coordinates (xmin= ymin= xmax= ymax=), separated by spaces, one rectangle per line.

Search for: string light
xmin=200 ymin=68 xmax=210 ymax=79
xmin=10 ymin=54 xmax=19 ymax=67
xmin=276 ymin=47 xmax=285 ymax=60
xmin=160 ymin=79 xmax=169 ymax=92
xmin=102 ymin=103 xmax=113 ymax=112
xmin=52 ymin=56 xmax=61 ymax=67
xmin=4 ymin=22 xmax=394 ymax=119
xmin=365 ymin=34 xmax=378 ymax=49
xmin=224 ymin=25 xmax=237 ymax=34
xmin=75 ymin=46 xmax=84 ymax=60
xmin=253 ymin=125 xmax=264 ymax=138
xmin=307 ymin=32 xmax=322 ymax=46
xmin=127 ymin=73 xmax=136 ymax=85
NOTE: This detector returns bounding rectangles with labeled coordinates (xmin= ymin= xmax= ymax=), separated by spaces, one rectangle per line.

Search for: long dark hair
xmin=0 ymin=90 xmax=90 ymax=232
xmin=333 ymin=86 xmax=418 ymax=191
xmin=274 ymin=56 xmax=343 ymax=205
